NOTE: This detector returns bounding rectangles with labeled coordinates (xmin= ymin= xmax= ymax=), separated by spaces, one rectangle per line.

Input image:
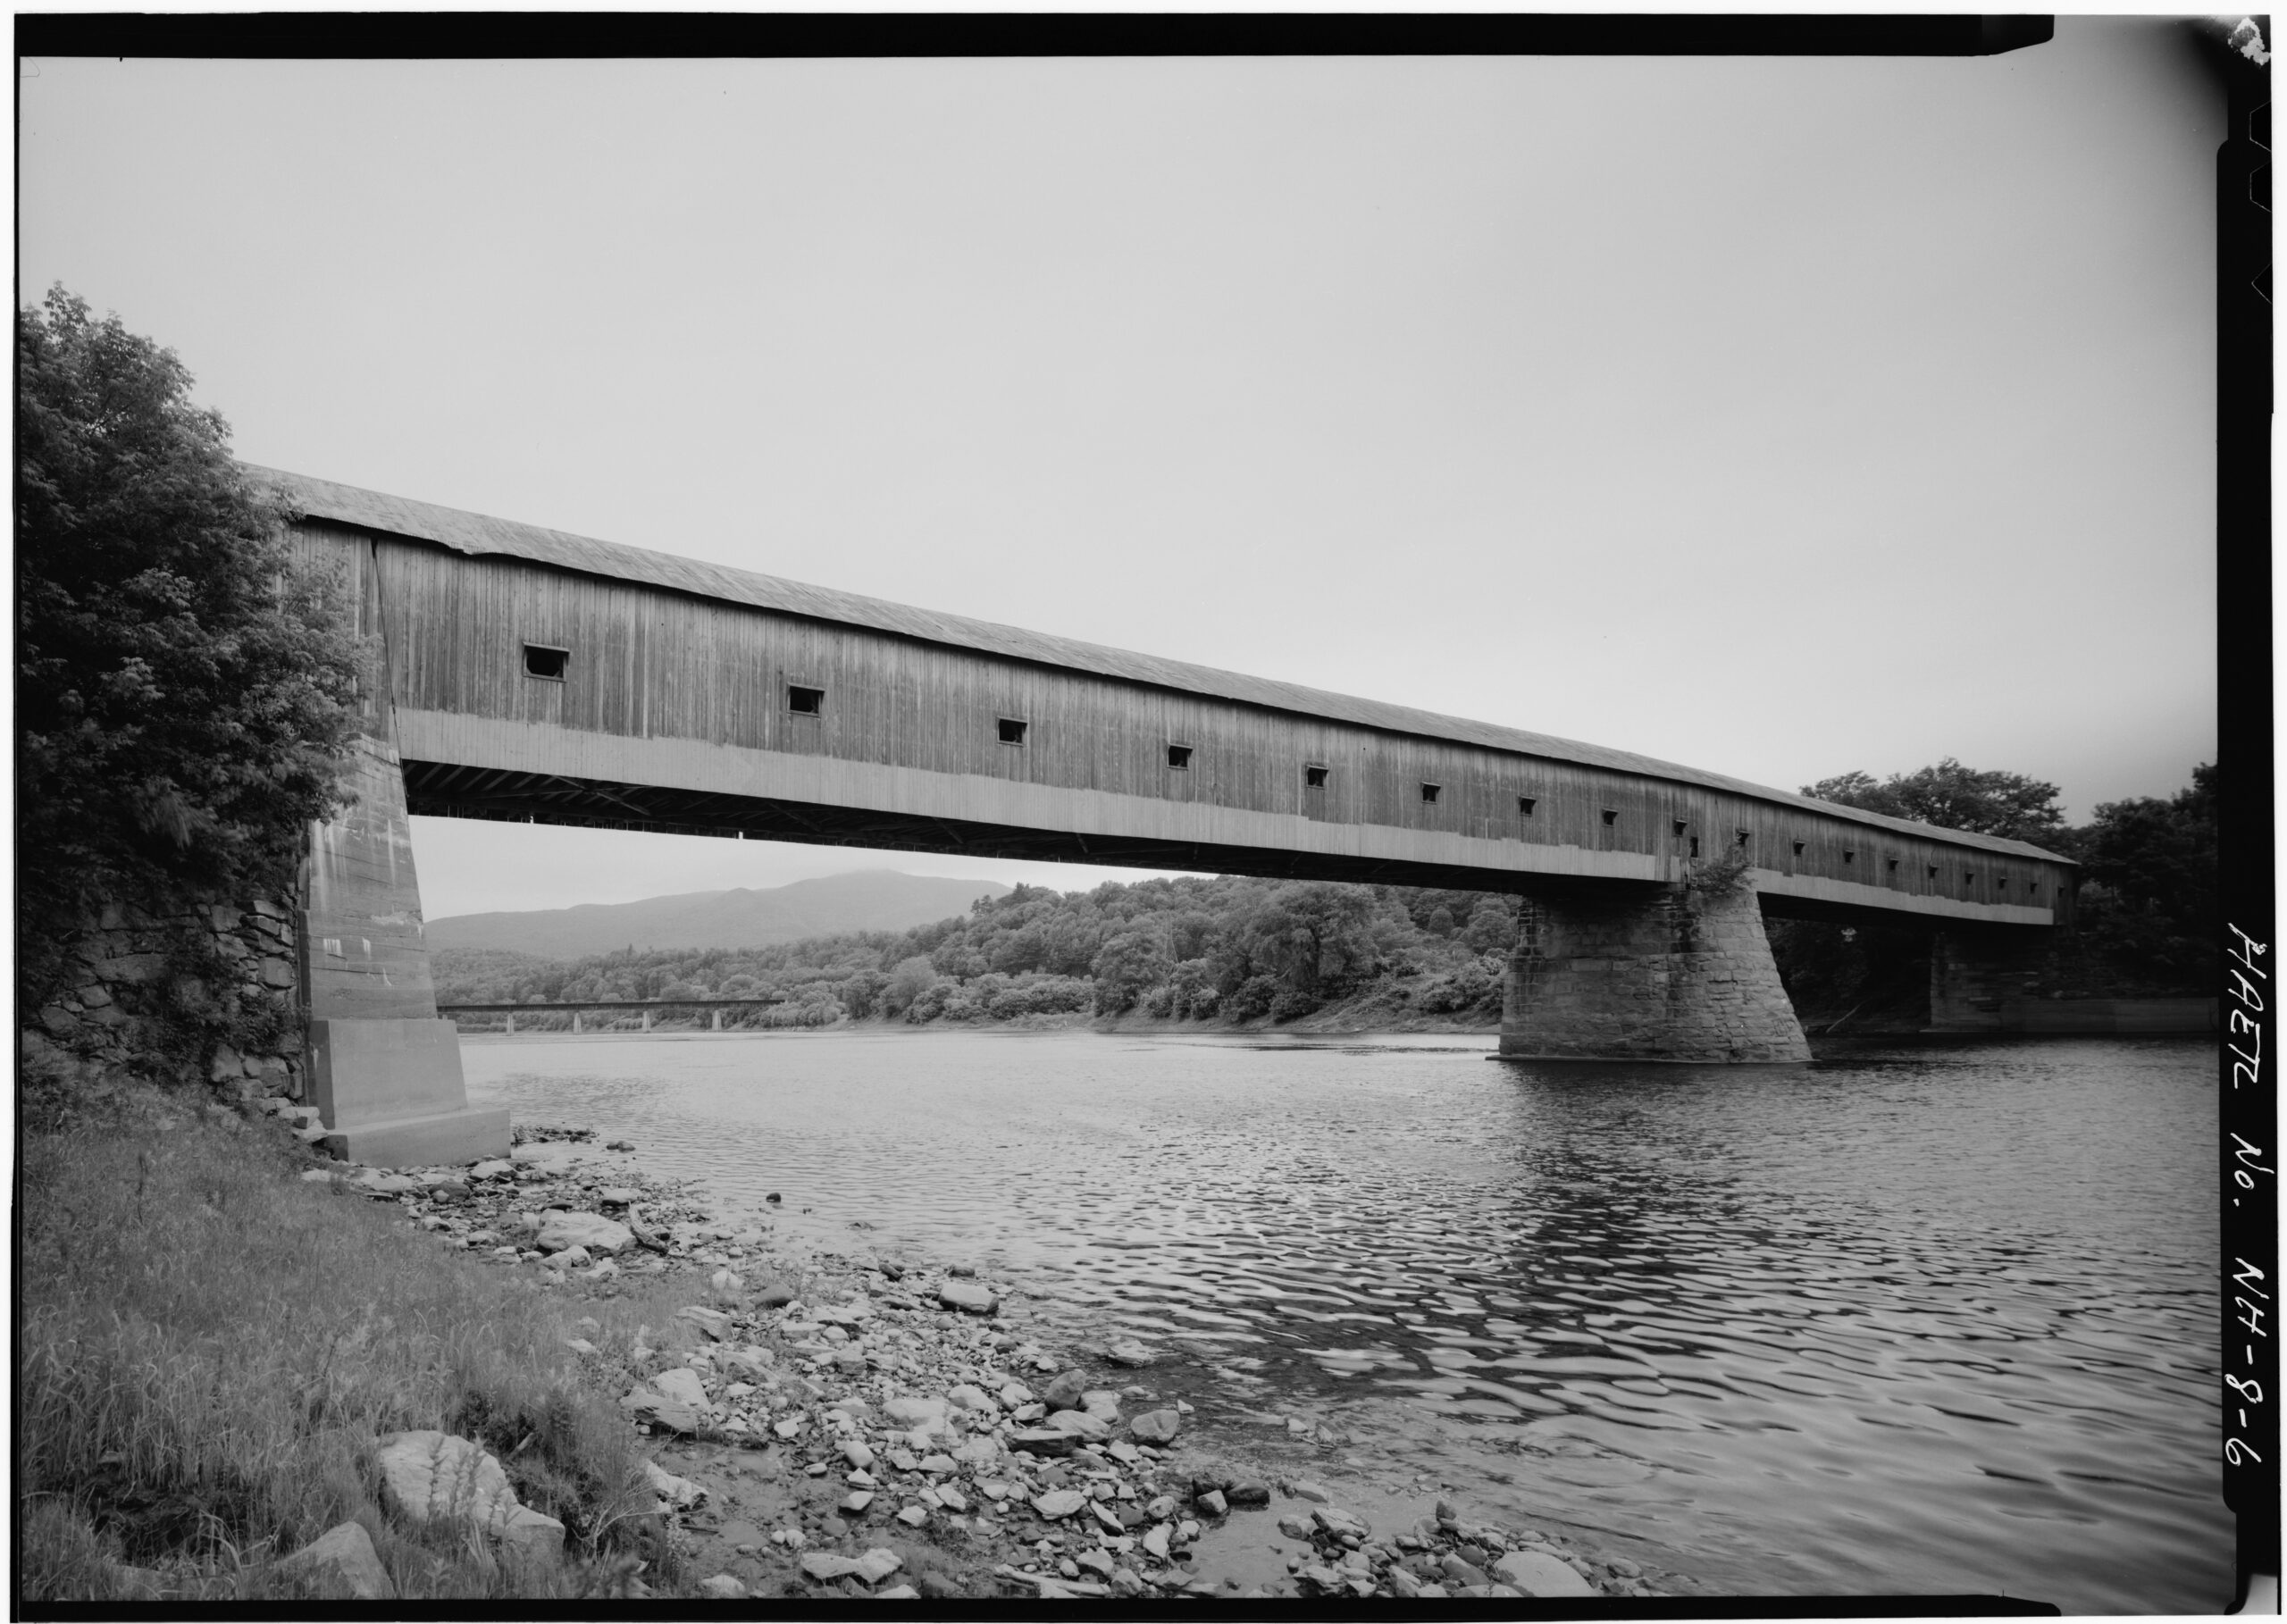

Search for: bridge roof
xmin=249 ymin=465 xmax=2070 ymax=865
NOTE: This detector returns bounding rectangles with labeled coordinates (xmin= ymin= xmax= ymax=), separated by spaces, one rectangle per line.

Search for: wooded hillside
xmin=433 ymin=876 xmax=1520 ymax=1030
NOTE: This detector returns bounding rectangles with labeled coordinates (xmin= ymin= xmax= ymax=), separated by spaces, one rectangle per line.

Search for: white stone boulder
xmin=534 ymin=1210 xmax=633 ymax=1256
xmin=938 ymin=1280 xmax=996 ymax=1315
xmin=676 ymin=1304 xmax=733 ymax=1339
xmin=1043 ymin=1407 xmax=1110 ymax=1440
xmin=371 ymin=1432 xmax=517 ymax=1537
xmin=721 ymin=1345 xmax=775 ymax=1378
xmin=1494 ymin=1550 xmax=1598 ymax=1597
xmin=882 ymin=1394 xmax=949 ymax=1427
xmin=644 ymin=1459 xmax=708 ymax=1508
xmin=1129 ymin=1409 xmax=1181 ymax=1443
xmin=271 ymin=1520 xmax=395 ymax=1599
xmin=501 ymin=1506 xmax=564 ymax=1561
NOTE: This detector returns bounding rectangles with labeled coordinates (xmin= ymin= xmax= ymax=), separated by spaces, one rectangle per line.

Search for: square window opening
xmin=786 ymin=684 xmax=825 ymax=716
xmin=1737 ymin=830 xmax=1753 ymax=847
xmin=1792 ymin=841 xmax=1806 ymax=857
xmin=1928 ymin=865 xmax=1939 ymax=879
xmin=1600 ymin=809 xmax=1619 ymax=827
xmin=523 ymin=643 xmax=569 ymax=681
xmin=1519 ymin=796 xmax=1537 ymax=816
xmin=998 ymin=717 xmax=1028 ymax=746
xmin=1672 ymin=819 xmax=1688 ymax=837
xmin=1888 ymin=858 xmax=1899 ymax=873
xmin=1304 ymin=765 xmax=1329 ymax=789
xmin=1843 ymin=850 xmax=1856 ymax=864
xmin=1166 ymin=744 xmax=1193 ymax=770
xmin=1420 ymin=783 xmax=1442 ymax=804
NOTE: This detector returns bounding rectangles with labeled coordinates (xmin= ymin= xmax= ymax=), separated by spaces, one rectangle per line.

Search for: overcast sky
xmin=20 ymin=22 xmax=2224 ymax=919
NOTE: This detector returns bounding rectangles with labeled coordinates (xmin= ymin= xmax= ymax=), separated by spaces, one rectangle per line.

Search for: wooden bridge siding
xmin=292 ymin=525 xmax=2069 ymax=910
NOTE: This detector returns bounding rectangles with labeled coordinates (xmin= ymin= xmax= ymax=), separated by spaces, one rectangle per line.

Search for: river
xmin=463 ymin=1027 xmax=2229 ymax=1611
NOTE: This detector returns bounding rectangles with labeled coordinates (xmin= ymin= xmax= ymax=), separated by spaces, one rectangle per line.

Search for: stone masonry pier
xmin=1499 ymin=880 xmax=1811 ymax=1063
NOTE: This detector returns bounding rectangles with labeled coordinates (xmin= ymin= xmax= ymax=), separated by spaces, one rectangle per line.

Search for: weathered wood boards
xmin=264 ymin=470 xmax=2075 ymax=929
xmin=265 ymin=465 xmax=2078 ymax=1083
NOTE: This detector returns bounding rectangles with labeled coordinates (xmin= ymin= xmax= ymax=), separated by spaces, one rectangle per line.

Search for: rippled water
xmin=465 ymin=1028 xmax=2228 ymax=1611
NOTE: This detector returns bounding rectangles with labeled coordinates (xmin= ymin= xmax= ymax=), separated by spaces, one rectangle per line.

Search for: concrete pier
xmin=1499 ymin=880 xmax=1810 ymax=1063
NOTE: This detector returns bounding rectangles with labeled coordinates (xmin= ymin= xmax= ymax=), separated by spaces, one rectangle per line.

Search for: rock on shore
xmin=274 ymin=1111 xmax=1676 ymax=1602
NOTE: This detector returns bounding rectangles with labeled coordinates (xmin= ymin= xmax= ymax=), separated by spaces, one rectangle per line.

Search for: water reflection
xmin=465 ymin=1030 xmax=2226 ymax=1611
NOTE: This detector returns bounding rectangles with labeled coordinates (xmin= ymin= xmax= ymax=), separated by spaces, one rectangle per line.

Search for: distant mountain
xmin=424 ymin=871 xmax=1013 ymax=959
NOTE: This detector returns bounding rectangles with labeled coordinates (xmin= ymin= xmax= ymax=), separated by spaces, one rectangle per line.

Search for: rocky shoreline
xmin=281 ymin=1109 xmax=1683 ymax=1602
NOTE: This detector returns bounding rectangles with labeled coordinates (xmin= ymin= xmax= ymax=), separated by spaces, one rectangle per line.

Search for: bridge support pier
xmin=1927 ymin=928 xmax=2056 ymax=1032
xmin=299 ymin=728 xmax=508 ymax=1168
xmin=1498 ymin=879 xmax=1810 ymax=1062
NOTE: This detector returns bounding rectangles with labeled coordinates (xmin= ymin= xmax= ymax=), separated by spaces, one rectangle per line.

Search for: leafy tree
xmin=987 ymin=922 xmax=1051 ymax=975
xmin=2070 ymin=764 xmax=2217 ymax=989
xmin=1091 ymin=919 xmax=1171 ymax=1013
xmin=1462 ymin=896 xmax=1520 ymax=953
xmin=882 ymin=955 xmax=939 ymax=1015
xmin=1802 ymin=758 xmax=2066 ymax=845
xmin=840 ymin=967 xmax=891 ymax=1019
xmin=1234 ymin=882 xmax=1386 ymax=999
xmin=1224 ymin=975 xmax=1279 ymax=1023
xmin=18 ymin=288 xmax=358 ymax=1024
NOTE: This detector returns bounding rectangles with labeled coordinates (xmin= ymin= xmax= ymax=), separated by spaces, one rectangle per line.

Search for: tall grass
xmin=18 ymin=1076 xmax=679 ymax=1601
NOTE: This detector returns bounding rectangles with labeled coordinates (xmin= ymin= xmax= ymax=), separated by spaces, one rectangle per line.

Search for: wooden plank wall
xmin=293 ymin=523 xmax=2074 ymax=910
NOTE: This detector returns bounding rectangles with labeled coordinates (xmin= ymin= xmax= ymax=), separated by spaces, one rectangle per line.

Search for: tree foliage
xmin=431 ymin=874 xmax=1516 ymax=1027
xmin=17 ymin=288 xmax=358 ymax=1008
xmin=1801 ymin=758 xmax=2067 ymax=845
xmin=2069 ymin=764 xmax=2217 ymax=988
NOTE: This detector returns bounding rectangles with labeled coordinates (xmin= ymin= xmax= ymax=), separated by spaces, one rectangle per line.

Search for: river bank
xmin=18 ymin=1056 xmax=1676 ymax=1603
xmin=293 ymin=1123 xmax=1678 ymax=1601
